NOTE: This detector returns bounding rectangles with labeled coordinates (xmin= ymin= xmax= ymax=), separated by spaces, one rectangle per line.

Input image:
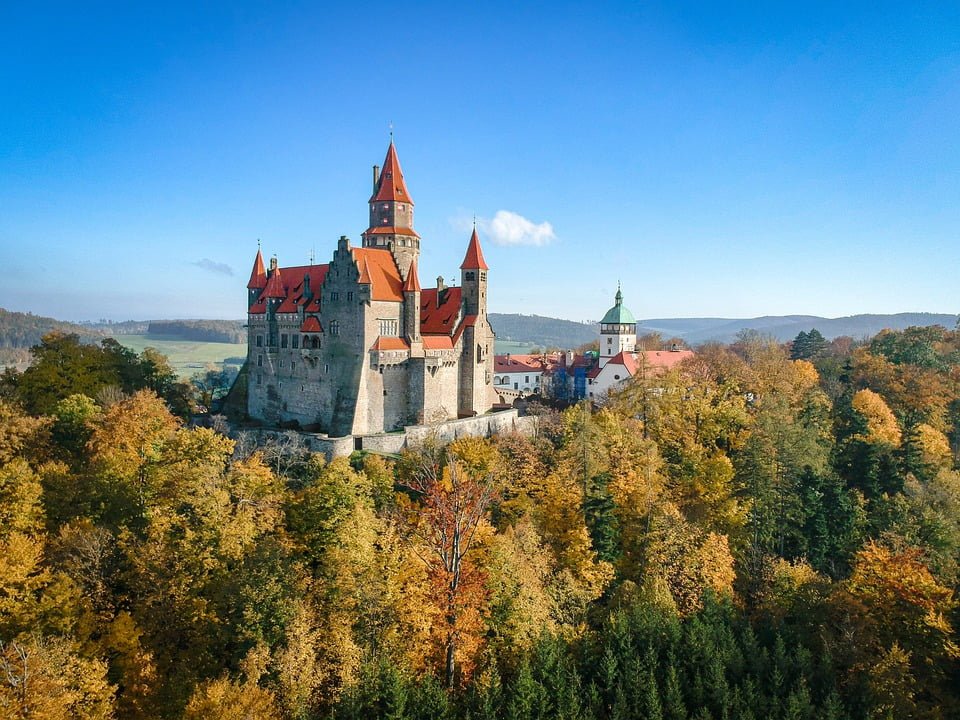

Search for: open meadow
xmin=114 ymin=334 xmax=246 ymax=377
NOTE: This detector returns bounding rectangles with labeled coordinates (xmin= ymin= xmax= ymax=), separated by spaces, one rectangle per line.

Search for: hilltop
xmin=491 ymin=311 xmax=958 ymax=348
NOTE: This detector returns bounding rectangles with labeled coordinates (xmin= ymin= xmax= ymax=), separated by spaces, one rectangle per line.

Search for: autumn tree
xmin=397 ymin=438 xmax=498 ymax=688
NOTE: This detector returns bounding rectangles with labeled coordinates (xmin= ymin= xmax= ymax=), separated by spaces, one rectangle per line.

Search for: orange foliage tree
xmin=398 ymin=440 xmax=497 ymax=688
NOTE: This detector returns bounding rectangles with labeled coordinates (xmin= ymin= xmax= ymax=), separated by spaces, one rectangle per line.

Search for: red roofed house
xmin=493 ymin=353 xmax=562 ymax=395
xmin=246 ymin=141 xmax=495 ymax=435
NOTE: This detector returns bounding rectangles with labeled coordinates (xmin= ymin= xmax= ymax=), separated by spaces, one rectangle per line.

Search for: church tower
xmin=598 ymin=285 xmax=637 ymax=368
xmin=459 ymin=227 xmax=494 ymax=416
xmin=362 ymin=141 xmax=420 ymax=278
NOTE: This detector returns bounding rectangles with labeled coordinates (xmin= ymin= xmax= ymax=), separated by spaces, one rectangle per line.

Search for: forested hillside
xmin=489 ymin=313 xmax=597 ymax=349
xmin=0 ymin=307 xmax=104 ymax=348
xmin=147 ymin=319 xmax=245 ymax=343
xmin=1 ymin=325 xmax=959 ymax=718
xmin=490 ymin=310 xmax=958 ymax=348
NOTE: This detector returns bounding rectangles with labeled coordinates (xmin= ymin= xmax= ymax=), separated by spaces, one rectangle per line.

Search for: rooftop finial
xmin=473 ymin=214 xmax=476 ymax=229
xmin=257 ymin=238 xmax=261 ymax=249
xmin=389 ymin=120 xmax=394 ymax=141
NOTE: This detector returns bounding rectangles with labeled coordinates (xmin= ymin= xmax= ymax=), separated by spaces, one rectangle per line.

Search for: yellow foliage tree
xmin=0 ymin=635 xmax=115 ymax=720
xmin=183 ymin=676 xmax=281 ymax=720
xmin=851 ymin=388 xmax=902 ymax=446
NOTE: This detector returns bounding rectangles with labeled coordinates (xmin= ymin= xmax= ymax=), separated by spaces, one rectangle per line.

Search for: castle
xmin=245 ymin=141 xmax=496 ymax=436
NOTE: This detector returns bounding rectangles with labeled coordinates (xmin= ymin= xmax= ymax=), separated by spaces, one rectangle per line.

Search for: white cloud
xmin=482 ymin=210 xmax=556 ymax=247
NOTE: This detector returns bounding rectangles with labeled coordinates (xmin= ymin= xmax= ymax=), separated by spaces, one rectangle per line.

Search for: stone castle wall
xmin=252 ymin=409 xmax=537 ymax=461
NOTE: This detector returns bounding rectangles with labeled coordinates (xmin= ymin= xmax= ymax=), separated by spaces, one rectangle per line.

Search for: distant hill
xmin=490 ymin=311 xmax=958 ymax=348
xmin=0 ymin=307 xmax=105 ymax=348
xmin=640 ymin=313 xmax=959 ymax=344
xmin=489 ymin=313 xmax=597 ymax=349
xmin=146 ymin=320 xmax=245 ymax=344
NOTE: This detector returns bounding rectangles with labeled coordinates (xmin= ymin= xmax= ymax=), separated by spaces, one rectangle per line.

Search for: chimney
xmin=269 ymin=256 xmax=278 ymax=272
xmin=372 ymin=165 xmax=380 ymax=192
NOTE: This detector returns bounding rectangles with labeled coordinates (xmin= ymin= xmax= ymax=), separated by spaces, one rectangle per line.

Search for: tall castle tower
xmin=362 ymin=141 xmax=420 ymax=279
xmin=459 ymin=227 xmax=495 ymax=415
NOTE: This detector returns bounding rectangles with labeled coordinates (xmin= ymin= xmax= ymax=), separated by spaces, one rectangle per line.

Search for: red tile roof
xmin=403 ymin=260 xmax=421 ymax=293
xmin=262 ymin=266 xmax=286 ymax=299
xmin=276 ymin=265 xmax=330 ymax=313
xmin=588 ymin=349 xmax=695 ymax=379
xmin=352 ymin=247 xmax=403 ymax=301
xmin=460 ymin=228 xmax=489 ymax=270
xmin=247 ymin=249 xmax=267 ymax=289
xmin=300 ymin=316 xmax=322 ymax=333
xmin=364 ymin=225 xmax=421 ymax=238
xmin=494 ymin=354 xmax=549 ymax=373
xmin=423 ymin=336 xmax=454 ymax=350
xmin=370 ymin=141 xmax=414 ymax=205
xmin=371 ymin=336 xmax=410 ymax=351
xmin=638 ymin=349 xmax=695 ymax=371
xmin=420 ymin=286 xmax=462 ymax=334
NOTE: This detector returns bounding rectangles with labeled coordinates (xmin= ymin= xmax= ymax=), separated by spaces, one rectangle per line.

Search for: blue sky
xmin=2 ymin=2 xmax=958 ymax=322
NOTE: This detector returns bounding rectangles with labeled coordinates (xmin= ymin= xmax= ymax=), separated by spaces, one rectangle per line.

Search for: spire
xmin=615 ymin=282 xmax=623 ymax=306
xmin=262 ymin=264 xmax=286 ymax=299
xmin=247 ymin=247 xmax=267 ymax=289
xmin=369 ymin=141 xmax=414 ymax=205
xmin=460 ymin=227 xmax=489 ymax=270
xmin=403 ymin=259 xmax=421 ymax=292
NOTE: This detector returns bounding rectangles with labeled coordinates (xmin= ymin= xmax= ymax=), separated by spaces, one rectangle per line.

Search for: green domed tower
xmin=599 ymin=284 xmax=637 ymax=368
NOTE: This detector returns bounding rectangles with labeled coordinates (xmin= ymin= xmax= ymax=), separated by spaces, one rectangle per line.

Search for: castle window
xmin=465 ymin=271 xmax=475 ymax=281
xmin=347 ymin=291 xmax=353 ymax=302
xmin=279 ymin=358 xmax=285 ymax=368
xmin=614 ymin=374 xmax=620 ymax=380
xmin=330 ymin=320 xmax=340 ymax=335
xmin=281 ymin=334 xmax=288 ymax=348
xmin=256 ymin=335 xmax=263 ymax=347
xmin=257 ymin=355 xmax=263 ymax=367
xmin=291 ymin=362 xmax=296 ymax=372
xmin=378 ymin=318 xmax=398 ymax=336
xmin=257 ymin=373 xmax=262 ymax=385
xmin=292 ymin=335 xmax=299 ymax=349
xmin=480 ymin=272 xmax=486 ymax=281
xmin=324 ymin=364 xmax=329 ymax=373
xmin=330 ymin=291 xmax=339 ymax=301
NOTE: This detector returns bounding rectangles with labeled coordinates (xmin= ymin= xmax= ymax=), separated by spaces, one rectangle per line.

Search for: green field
xmin=114 ymin=335 xmax=247 ymax=378
xmin=494 ymin=339 xmax=539 ymax=355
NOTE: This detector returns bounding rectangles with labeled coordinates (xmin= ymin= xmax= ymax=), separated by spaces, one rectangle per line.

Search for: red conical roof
xmin=262 ymin=265 xmax=286 ymax=299
xmin=370 ymin=141 xmax=414 ymax=205
xmin=403 ymin=260 xmax=421 ymax=293
xmin=247 ymin=249 xmax=267 ymax=289
xmin=460 ymin=228 xmax=489 ymax=270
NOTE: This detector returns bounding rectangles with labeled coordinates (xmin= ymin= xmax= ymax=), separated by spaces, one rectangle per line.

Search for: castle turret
xmin=403 ymin=259 xmax=422 ymax=344
xmin=460 ymin=226 xmax=488 ymax=317
xmin=458 ymin=227 xmax=494 ymax=417
xmin=362 ymin=141 xmax=420 ymax=277
xmin=246 ymin=247 xmax=267 ymax=308
xmin=598 ymin=284 xmax=636 ymax=368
